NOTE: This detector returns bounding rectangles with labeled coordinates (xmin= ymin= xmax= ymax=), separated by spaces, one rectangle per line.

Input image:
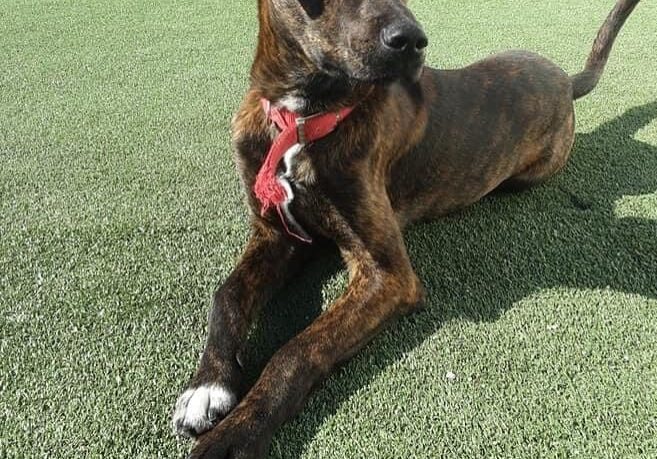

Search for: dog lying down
xmin=171 ymin=1 xmax=642 ymax=458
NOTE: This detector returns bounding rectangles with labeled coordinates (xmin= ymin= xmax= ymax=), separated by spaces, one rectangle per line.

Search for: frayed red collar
xmin=254 ymin=99 xmax=355 ymax=243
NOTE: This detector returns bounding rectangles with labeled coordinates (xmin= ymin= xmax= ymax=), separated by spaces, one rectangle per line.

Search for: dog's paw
xmin=187 ymin=406 xmax=272 ymax=459
xmin=172 ymin=384 xmax=237 ymax=438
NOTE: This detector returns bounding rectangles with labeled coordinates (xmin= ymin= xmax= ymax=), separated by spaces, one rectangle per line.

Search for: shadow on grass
xmin=243 ymin=101 xmax=657 ymax=458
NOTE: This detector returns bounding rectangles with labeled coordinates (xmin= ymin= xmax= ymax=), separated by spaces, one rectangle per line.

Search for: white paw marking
xmin=172 ymin=384 xmax=237 ymax=437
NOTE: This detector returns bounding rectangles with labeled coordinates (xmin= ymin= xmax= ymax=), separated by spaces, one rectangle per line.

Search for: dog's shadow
xmin=243 ymin=101 xmax=657 ymax=458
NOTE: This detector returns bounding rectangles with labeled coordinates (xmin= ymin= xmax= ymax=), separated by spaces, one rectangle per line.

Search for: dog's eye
xmin=299 ymin=0 xmax=324 ymax=19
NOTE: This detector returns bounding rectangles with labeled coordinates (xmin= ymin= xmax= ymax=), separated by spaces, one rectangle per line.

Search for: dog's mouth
xmin=383 ymin=56 xmax=426 ymax=83
xmin=351 ymin=52 xmax=426 ymax=85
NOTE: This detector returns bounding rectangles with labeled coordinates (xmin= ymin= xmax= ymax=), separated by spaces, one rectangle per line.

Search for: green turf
xmin=1 ymin=0 xmax=656 ymax=457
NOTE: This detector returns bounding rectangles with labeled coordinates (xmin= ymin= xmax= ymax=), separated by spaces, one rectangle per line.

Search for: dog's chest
xmin=281 ymin=143 xmax=316 ymax=187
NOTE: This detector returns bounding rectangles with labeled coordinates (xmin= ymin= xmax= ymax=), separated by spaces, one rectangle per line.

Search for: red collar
xmin=254 ymin=98 xmax=354 ymax=243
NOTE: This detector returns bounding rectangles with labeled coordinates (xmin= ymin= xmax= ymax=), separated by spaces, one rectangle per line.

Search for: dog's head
xmin=267 ymin=0 xmax=428 ymax=83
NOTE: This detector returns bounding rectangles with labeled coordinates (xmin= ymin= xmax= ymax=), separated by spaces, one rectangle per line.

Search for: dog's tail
xmin=571 ymin=0 xmax=640 ymax=100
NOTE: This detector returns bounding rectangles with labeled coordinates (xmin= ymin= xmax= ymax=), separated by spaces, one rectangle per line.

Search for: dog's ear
xmin=298 ymin=0 xmax=324 ymax=19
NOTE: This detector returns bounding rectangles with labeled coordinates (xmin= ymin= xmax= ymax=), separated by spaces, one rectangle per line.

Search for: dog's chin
xmin=405 ymin=65 xmax=425 ymax=83
xmin=349 ymin=60 xmax=425 ymax=85
xmin=315 ymin=54 xmax=425 ymax=87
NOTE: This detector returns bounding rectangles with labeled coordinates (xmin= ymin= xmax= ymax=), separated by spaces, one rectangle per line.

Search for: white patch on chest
xmin=283 ymin=143 xmax=303 ymax=179
xmin=278 ymin=94 xmax=308 ymax=112
xmin=281 ymin=141 xmax=316 ymax=186
xmin=277 ymin=143 xmax=313 ymax=242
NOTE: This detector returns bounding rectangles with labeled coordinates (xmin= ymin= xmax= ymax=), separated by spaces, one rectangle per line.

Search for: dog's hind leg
xmin=499 ymin=109 xmax=576 ymax=192
xmin=172 ymin=220 xmax=311 ymax=438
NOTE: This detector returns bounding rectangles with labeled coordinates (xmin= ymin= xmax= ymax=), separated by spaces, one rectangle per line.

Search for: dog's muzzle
xmin=378 ymin=20 xmax=428 ymax=81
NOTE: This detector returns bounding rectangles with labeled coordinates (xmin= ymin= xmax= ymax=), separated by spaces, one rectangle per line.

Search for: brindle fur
xmin=175 ymin=1 xmax=641 ymax=457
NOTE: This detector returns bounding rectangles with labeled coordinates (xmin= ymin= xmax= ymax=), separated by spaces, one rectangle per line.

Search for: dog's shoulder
xmin=231 ymin=90 xmax=269 ymax=146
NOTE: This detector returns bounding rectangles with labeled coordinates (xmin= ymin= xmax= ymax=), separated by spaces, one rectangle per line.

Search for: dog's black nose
xmin=381 ymin=22 xmax=428 ymax=53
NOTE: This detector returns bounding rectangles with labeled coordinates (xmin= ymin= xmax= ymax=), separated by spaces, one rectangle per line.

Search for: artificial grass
xmin=1 ymin=0 xmax=656 ymax=458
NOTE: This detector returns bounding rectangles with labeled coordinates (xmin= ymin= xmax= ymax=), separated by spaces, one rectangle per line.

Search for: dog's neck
xmin=251 ymin=2 xmax=374 ymax=116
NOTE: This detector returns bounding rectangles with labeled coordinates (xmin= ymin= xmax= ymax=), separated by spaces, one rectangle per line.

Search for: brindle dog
xmin=173 ymin=0 xmax=641 ymax=457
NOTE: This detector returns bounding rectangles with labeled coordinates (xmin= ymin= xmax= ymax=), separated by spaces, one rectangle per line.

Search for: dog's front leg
xmin=188 ymin=217 xmax=425 ymax=459
xmin=173 ymin=220 xmax=310 ymax=438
